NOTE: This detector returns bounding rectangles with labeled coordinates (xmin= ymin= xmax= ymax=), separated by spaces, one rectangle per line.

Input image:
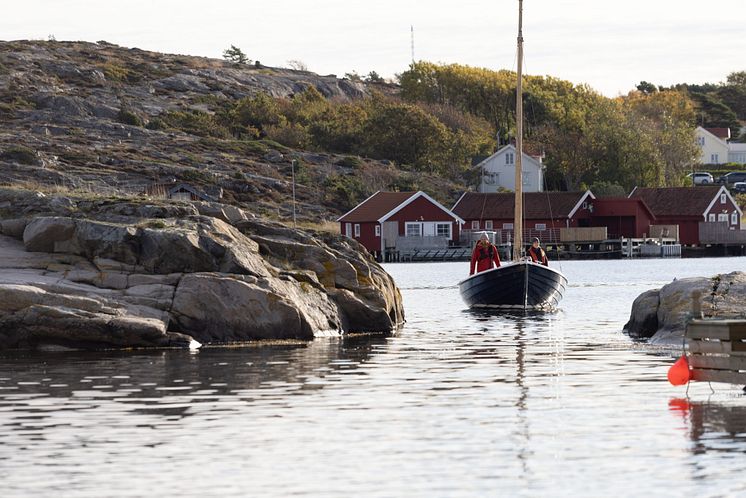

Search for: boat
xmin=458 ymin=0 xmax=568 ymax=310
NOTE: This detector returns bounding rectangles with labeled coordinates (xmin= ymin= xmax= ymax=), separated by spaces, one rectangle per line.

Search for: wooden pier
xmin=686 ymin=319 xmax=746 ymax=385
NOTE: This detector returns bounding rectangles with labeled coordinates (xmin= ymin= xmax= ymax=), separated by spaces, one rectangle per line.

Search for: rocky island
xmin=0 ymin=187 xmax=404 ymax=350
xmin=624 ymin=271 xmax=746 ymax=344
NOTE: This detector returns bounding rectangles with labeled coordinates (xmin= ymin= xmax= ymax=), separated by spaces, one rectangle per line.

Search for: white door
xmin=345 ymin=223 xmax=352 ymax=238
xmin=423 ymin=222 xmax=436 ymax=237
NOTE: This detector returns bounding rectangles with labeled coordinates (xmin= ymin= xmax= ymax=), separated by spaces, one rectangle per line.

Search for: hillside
xmin=0 ymin=40 xmax=467 ymax=225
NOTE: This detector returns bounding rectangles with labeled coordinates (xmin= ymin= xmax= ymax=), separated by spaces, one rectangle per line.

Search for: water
xmin=2 ymin=258 xmax=746 ymax=497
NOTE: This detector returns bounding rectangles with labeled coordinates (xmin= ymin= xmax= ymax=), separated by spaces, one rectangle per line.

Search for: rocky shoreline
xmin=624 ymin=271 xmax=746 ymax=344
xmin=0 ymin=188 xmax=403 ymax=350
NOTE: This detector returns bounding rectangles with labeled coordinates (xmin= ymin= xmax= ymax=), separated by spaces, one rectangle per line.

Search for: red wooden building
xmin=337 ymin=191 xmax=464 ymax=257
xmin=590 ymin=198 xmax=655 ymax=238
xmin=629 ymin=186 xmax=742 ymax=245
xmin=451 ymin=191 xmax=595 ymax=242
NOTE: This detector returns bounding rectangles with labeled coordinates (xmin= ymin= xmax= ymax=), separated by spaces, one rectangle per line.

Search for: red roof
xmin=629 ymin=186 xmax=722 ymax=217
xmin=705 ymin=127 xmax=731 ymax=140
xmin=593 ymin=197 xmax=655 ymax=218
xmin=452 ymin=191 xmax=589 ymax=220
xmin=337 ymin=191 xmax=418 ymax=222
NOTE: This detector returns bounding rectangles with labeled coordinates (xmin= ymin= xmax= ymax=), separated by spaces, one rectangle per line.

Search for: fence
xmin=699 ymin=222 xmax=746 ymax=244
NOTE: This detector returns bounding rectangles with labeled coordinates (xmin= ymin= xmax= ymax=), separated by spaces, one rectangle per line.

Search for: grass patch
xmin=0 ymin=145 xmax=38 ymax=165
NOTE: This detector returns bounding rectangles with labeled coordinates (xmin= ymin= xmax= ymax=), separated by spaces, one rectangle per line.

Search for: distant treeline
xmin=144 ymin=62 xmax=746 ymax=193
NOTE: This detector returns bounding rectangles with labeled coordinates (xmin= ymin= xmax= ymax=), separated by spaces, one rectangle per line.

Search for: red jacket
xmin=470 ymin=242 xmax=501 ymax=275
xmin=528 ymin=245 xmax=548 ymax=266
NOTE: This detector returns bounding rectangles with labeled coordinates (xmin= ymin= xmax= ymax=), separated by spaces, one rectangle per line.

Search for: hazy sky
xmin=3 ymin=0 xmax=745 ymax=96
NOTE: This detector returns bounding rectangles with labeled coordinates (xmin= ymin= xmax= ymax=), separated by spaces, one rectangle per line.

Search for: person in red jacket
xmin=470 ymin=233 xmax=501 ymax=275
xmin=528 ymin=237 xmax=548 ymax=266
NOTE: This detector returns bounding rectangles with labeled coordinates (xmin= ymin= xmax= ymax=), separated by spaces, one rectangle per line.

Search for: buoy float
xmin=667 ymin=355 xmax=692 ymax=386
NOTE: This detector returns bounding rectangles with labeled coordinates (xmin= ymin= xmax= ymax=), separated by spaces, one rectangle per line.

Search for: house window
xmin=732 ymin=211 xmax=739 ymax=225
xmin=345 ymin=223 xmax=352 ymax=237
xmin=471 ymin=220 xmax=480 ymax=230
xmin=718 ymin=213 xmax=728 ymax=222
xmin=375 ymin=225 xmax=381 ymax=237
xmin=503 ymin=223 xmax=514 ymax=229
xmin=436 ymin=223 xmax=451 ymax=239
xmin=484 ymin=172 xmax=499 ymax=185
xmin=711 ymin=154 xmax=719 ymax=163
xmin=697 ymin=136 xmax=705 ymax=146
xmin=406 ymin=222 xmax=422 ymax=237
xmin=522 ymin=172 xmax=531 ymax=186
xmin=354 ymin=224 xmax=360 ymax=237
xmin=582 ymin=202 xmax=588 ymax=209
xmin=505 ymin=152 xmax=514 ymax=165
xmin=721 ymin=193 xmax=727 ymax=204
xmin=485 ymin=220 xmax=494 ymax=230
xmin=535 ymin=223 xmax=547 ymax=231
xmin=708 ymin=214 xmax=716 ymax=222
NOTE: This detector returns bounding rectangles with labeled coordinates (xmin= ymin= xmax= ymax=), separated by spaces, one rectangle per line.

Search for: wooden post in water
xmin=512 ymin=0 xmax=524 ymax=262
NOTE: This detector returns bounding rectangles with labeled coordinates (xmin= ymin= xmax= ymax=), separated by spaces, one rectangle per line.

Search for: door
xmin=382 ymin=221 xmax=398 ymax=249
xmin=423 ymin=222 xmax=436 ymax=237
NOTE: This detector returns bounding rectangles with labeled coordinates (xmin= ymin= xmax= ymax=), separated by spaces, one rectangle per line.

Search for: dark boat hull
xmin=458 ymin=261 xmax=567 ymax=309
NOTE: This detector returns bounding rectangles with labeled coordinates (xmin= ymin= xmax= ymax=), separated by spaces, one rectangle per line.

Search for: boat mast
xmin=512 ymin=0 xmax=524 ymax=262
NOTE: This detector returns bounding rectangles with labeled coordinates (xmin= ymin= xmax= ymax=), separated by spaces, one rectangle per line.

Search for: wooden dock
xmin=686 ymin=319 xmax=746 ymax=385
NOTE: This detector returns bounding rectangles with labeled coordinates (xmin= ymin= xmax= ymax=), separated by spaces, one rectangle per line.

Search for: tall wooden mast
xmin=512 ymin=0 xmax=524 ymax=262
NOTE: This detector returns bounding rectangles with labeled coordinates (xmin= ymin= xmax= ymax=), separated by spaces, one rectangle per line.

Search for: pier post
xmin=691 ymin=290 xmax=703 ymax=320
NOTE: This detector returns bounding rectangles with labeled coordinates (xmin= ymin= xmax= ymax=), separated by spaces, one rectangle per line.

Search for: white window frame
xmin=711 ymin=154 xmax=719 ymax=163
xmin=505 ymin=152 xmax=514 ymax=165
xmin=484 ymin=220 xmax=494 ymax=230
xmin=354 ymin=224 xmax=360 ymax=237
xmin=503 ymin=223 xmax=514 ymax=229
xmin=435 ymin=223 xmax=451 ymax=239
xmin=535 ymin=223 xmax=547 ymax=231
xmin=708 ymin=213 xmax=716 ymax=222
xmin=471 ymin=220 xmax=480 ymax=230
xmin=718 ymin=213 xmax=728 ymax=222
xmin=522 ymin=171 xmax=531 ymax=186
xmin=405 ymin=222 xmax=422 ymax=237
xmin=697 ymin=136 xmax=705 ymax=146
xmin=375 ymin=225 xmax=381 ymax=237
xmin=721 ymin=193 xmax=727 ymax=204
xmin=731 ymin=211 xmax=739 ymax=225
xmin=345 ymin=222 xmax=352 ymax=238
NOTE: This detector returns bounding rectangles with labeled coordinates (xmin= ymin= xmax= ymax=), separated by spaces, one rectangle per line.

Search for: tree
xmin=222 ymin=45 xmax=250 ymax=65
xmin=365 ymin=71 xmax=385 ymax=83
xmin=636 ymin=81 xmax=658 ymax=94
xmin=286 ymin=60 xmax=308 ymax=71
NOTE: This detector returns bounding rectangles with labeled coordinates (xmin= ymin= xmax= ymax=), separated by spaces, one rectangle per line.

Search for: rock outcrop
xmin=0 ymin=205 xmax=403 ymax=350
xmin=624 ymin=272 xmax=746 ymax=344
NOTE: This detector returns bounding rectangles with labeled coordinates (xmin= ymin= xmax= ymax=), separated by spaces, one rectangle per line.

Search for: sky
xmin=2 ymin=0 xmax=746 ymax=96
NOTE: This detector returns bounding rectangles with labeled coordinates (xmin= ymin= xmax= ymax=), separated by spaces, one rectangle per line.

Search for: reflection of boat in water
xmin=459 ymin=261 xmax=567 ymax=309
xmin=457 ymin=0 xmax=567 ymax=310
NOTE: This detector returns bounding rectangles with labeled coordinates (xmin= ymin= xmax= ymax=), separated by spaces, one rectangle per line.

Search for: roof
xmin=629 ymin=186 xmax=724 ymax=217
xmin=337 ymin=191 xmax=464 ymax=224
xmin=452 ymin=191 xmax=592 ymax=220
xmin=168 ymin=183 xmax=217 ymax=202
xmin=592 ymin=197 xmax=655 ymax=219
xmin=474 ymin=144 xmax=543 ymax=170
xmin=704 ymin=127 xmax=731 ymax=140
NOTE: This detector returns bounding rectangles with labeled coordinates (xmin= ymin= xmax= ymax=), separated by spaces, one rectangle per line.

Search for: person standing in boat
xmin=528 ymin=237 xmax=548 ymax=266
xmin=469 ymin=232 xmax=501 ymax=275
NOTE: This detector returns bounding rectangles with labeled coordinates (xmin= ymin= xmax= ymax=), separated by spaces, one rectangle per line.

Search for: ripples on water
xmin=2 ymin=258 xmax=746 ymax=497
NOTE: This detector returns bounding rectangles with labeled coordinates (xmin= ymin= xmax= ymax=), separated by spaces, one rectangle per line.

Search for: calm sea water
xmin=2 ymin=258 xmax=746 ymax=497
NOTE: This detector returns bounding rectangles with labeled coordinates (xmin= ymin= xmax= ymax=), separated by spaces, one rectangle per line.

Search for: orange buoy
xmin=667 ymin=355 xmax=692 ymax=386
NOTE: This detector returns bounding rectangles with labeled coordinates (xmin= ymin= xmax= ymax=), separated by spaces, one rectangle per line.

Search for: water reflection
xmin=669 ymin=397 xmax=746 ymax=453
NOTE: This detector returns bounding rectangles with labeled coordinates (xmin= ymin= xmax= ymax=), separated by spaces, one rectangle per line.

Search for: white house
xmin=695 ymin=126 xmax=746 ymax=165
xmin=475 ymin=145 xmax=544 ymax=193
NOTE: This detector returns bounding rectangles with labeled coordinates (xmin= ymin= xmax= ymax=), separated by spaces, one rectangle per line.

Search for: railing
xmin=461 ymin=228 xmax=562 ymax=245
xmin=699 ymin=222 xmax=746 ymax=244
xmin=395 ymin=235 xmax=449 ymax=250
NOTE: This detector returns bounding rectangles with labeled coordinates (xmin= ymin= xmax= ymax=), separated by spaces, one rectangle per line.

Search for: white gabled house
xmin=695 ymin=126 xmax=746 ymax=164
xmin=475 ymin=145 xmax=544 ymax=193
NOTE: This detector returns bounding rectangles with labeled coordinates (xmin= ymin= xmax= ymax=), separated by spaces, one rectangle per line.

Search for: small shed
xmin=590 ymin=197 xmax=655 ymax=238
xmin=337 ymin=191 xmax=464 ymax=258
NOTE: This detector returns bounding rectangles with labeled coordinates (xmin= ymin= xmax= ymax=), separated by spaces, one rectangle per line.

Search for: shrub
xmin=118 ymin=108 xmax=142 ymax=126
xmin=153 ymin=110 xmax=229 ymax=138
xmin=0 ymin=145 xmax=38 ymax=165
xmin=335 ymin=156 xmax=363 ymax=168
xmin=264 ymin=123 xmax=311 ymax=149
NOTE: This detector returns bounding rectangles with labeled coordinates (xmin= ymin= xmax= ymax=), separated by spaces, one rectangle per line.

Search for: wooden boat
xmin=459 ymin=261 xmax=567 ymax=309
xmin=458 ymin=0 xmax=568 ymax=310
